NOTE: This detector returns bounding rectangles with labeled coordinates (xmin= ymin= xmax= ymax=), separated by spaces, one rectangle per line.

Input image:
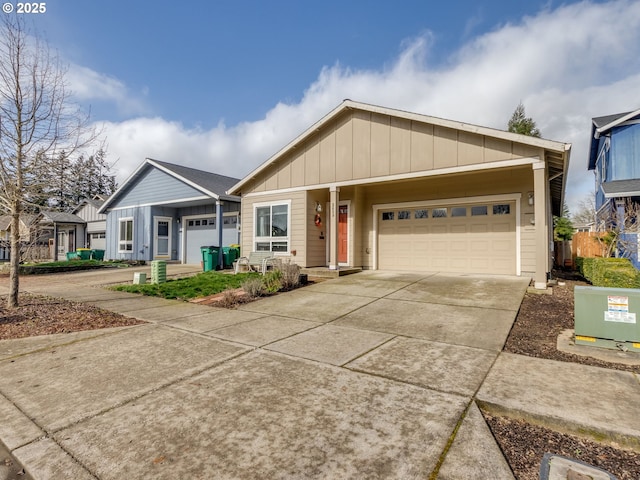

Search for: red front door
xmin=338 ymin=204 xmax=348 ymax=263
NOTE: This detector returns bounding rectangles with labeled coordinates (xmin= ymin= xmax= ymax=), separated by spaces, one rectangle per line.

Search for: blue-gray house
xmin=98 ymin=159 xmax=241 ymax=265
xmin=588 ymin=108 xmax=640 ymax=265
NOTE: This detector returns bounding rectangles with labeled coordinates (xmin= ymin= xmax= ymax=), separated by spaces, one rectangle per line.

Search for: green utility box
xmin=150 ymin=260 xmax=167 ymax=284
xmin=201 ymin=246 xmax=219 ymax=272
xmin=574 ymin=286 xmax=640 ymax=352
xmin=66 ymin=252 xmax=80 ymax=261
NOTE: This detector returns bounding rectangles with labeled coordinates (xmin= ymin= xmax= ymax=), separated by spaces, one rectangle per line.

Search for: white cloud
xmin=67 ymin=64 xmax=148 ymax=117
xmin=97 ymin=0 xmax=640 ymax=213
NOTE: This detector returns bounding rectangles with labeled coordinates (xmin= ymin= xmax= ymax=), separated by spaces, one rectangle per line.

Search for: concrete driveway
xmin=0 ymin=268 xmax=529 ymax=479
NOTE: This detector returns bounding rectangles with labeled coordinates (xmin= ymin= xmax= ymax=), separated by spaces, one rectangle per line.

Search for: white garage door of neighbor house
xmin=377 ymin=201 xmax=516 ymax=275
xmin=89 ymin=232 xmax=106 ymax=250
xmin=184 ymin=215 xmax=239 ymax=264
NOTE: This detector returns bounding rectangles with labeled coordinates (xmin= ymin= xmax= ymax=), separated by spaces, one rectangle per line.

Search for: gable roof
xmin=588 ymin=108 xmax=640 ymax=170
xmin=228 ymin=99 xmax=571 ymax=196
xmin=99 ymin=159 xmax=241 ymax=213
xmin=40 ymin=211 xmax=86 ymax=224
xmin=71 ymin=196 xmax=105 ymax=214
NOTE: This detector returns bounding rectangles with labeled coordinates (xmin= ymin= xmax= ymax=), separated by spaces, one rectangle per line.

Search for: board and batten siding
xmin=240 ymin=191 xmax=306 ymax=265
xmin=76 ymin=202 xmax=105 ymax=223
xmin=110 ymin=167 xmax=206 ymax=208
xmin=242 ymin=110 xmax=540 ymax=194
xmin=105 ymin=207 xmax=151 ymax=261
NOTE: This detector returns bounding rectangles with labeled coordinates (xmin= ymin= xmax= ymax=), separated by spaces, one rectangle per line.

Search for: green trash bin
xmin=91 ymin=249 xmax=105 ymax=261
xmin=66 ymin=252 xmax=80 ymax=261
xmin=76 ymin=248 xmax=91 ymax=260
xmin=222 ymin=246 xmax=239 ymax=268
xmin=201 ymin=246 xmax=219 ymax=272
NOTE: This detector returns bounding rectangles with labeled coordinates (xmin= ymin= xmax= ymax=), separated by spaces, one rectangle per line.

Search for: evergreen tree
xmin=507 ymin=102 xmax=541 ymax=137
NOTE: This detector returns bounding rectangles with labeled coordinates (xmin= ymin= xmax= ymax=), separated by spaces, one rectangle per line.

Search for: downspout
xmin=216 ymin=200 xmax=224 ymax=269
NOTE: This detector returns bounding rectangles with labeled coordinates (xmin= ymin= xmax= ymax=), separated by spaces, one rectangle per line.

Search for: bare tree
xmin=0 ymin=16 xmax=97 ymax=307
xmin=597 ymin=199 xmax=640 ymax=259
xmin=572 ymin=195 xmax=597 ymax=226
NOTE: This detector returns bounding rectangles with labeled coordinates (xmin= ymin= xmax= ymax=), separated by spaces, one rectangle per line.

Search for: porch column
xmin=329 ymin=186 xmax=340 ymax=270
xmin=53 ymin=223 xmax=58 ymax=261
xmin=216 ymin=200 xmax=224 ymax=269
xmin=533 ymin=162 xmax=548 ymax=289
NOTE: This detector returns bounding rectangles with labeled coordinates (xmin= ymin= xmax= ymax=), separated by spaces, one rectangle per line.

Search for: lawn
xmin=110 ymin=271 xmax=259 ymax=300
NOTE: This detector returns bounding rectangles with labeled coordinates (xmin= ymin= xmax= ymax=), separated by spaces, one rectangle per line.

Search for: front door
xmin=57 ymin=231 xmax=67 ymax=260
xmin=338 ymin=204 xmax=348 ymax=264
xmin=154 ymin=216 xmax=172 ymax=258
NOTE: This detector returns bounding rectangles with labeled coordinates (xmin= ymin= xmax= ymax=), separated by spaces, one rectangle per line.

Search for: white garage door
xmin=89 ymin=232 xmax=106 ymax=250
xmin=184 ymin=215 xmax=240 ymax=264
xmin=378 ymin=201 xmax=516 ymax=274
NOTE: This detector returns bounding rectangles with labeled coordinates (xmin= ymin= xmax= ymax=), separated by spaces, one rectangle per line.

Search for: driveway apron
xmin=0 ymin=268 xmax=529 ymax=479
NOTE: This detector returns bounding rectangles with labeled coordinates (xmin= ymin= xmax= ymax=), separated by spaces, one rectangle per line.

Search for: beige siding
xmin=306 ymin=190 xmax=328 ymax=266
xmin=352 ymin=111 xmax=371 ymax=179
xmin=240 ymin=191 xmax=307 ymax=266
xmin=241 ymin=111 xmax=542 ymax=196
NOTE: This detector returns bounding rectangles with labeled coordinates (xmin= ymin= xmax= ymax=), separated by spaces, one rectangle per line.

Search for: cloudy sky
xmin=17 ymin=0 xmax=640 ymax=213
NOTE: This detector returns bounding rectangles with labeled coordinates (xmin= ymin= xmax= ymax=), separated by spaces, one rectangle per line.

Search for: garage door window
xmin=254 ymin=202 xmax=290 ymax=253
xmin=432 ymin=208 xmax=447 ymax=218
xmin=471 ymin=206 xmax=488 ymax=216
xmin=382 ymin=211 xmax=394 ymax=221
xmin=493 ymin=204 xmax=511 ymax=215
xmin=414 ymin=209 xmax=428 ymax=219
xmin=451 ymin=207 xmax=467 ymax=217
xmin=398 ymin=210 xmax=411 ymax=220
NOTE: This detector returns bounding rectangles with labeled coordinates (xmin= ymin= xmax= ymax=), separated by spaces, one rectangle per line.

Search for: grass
xmin=23 ymin=259 xmax=111 ymax=268
xmin=110 ymin=271 xmax=260 ymax=300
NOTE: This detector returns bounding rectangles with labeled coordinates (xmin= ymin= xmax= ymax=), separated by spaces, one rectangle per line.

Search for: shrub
xmin=242 ymin=278 xmax=265 ymax=298
xmin=575 ymin=257 xmax=640 ymax=288
xmin=277 ymin=260 xmax=300 ymax=290
xmin=216 ymin=289 xmax=241 ymax=308
xmin=263 ymin=269 xmax=282 ymax=294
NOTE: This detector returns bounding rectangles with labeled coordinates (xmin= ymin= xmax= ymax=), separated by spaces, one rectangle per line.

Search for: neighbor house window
xmin=254 ymin=201 xmax=290 ymax=253
xmin=118 ymin=218 xmax=134 ymax=252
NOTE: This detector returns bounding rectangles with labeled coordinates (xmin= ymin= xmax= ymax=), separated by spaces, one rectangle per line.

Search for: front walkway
xmin=2 ymin=268 xmax=636 ymax=478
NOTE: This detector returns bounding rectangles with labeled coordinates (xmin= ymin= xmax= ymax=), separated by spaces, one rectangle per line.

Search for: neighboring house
xmin=0 ymin=215 xmax=34 ymax=261
xmin=39 ymin=211 xmax=87 ymax=261
xmin=98 ymin=159 xmax=241 ymax=265
xmin=228 ymin=100 xmax=571 ymax=289
xmin=588 ymin=108 xmax=640 ymax=265
xmin=73 ymin=196 xmax=107 ymax=250
xmin=0 ymin=214 xmax=48 ymax=261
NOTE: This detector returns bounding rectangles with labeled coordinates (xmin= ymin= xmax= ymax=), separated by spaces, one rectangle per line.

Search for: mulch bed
xmin=489 ymin=271 xmax=640 ymax=479
xmin=0 ymin=294 xmax=144 ymax=340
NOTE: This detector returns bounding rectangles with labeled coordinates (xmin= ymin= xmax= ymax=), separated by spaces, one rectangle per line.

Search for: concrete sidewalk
xmin=0 ymin=268 xmax=638 ymax=479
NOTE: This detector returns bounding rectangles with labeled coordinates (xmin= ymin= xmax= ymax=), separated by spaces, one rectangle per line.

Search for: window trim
xmin=118 ymin=217 xmax=134 ymax=253
xmin=253 ymin=200 xmax=291 ymax=254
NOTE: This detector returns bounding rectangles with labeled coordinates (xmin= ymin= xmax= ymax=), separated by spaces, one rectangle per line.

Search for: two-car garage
xmin=377 ymin=198 xmax=517 ymax=275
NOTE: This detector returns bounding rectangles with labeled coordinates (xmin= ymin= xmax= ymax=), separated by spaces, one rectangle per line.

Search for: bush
xmin=242 ymin=278 xmax=265 ymax=298
xmin=575 ymin=257 xmax=640 ymax=288
xmin=263 ymin=269 xmax=282 ymax=293
xmin=277 ymin=260 xmax=300 ymax=290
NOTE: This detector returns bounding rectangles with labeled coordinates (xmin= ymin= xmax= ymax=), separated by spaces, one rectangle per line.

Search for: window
xmin=118 ymin=218 xmax=133 ymax=252
xmin=414 ymin=209 xmax=428 ymax=219
xmin=451 ymin=207 xmax=467 ymax=217
xmin=432 ymin=208 xmax=447 ymax=218
xmin=254 ymin=202 xmax=289 ymax=253
xmin=381 ymin=211 xmax=395 ymax=221
xmin=493 ymin=204 xmax=511 ymax=215
xmin=398 ymin=210 xmax=411 ymax=220
xmin=471 ymin=206 xmax=488 ymax=216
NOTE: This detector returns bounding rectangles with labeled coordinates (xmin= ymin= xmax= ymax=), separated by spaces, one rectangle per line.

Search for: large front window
xmin=118 ymin=218 xmax=134 ymax=252
xmin=254 ymin=202 xmax=289 ymax=253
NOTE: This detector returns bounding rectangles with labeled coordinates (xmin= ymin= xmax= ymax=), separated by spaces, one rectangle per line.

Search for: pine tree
xmin=507 ymin=102 xmax=541 ymax=137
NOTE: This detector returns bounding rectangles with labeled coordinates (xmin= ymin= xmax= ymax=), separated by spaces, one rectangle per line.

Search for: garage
xmin=377 ymin=200 xmax=516 ymax=274
xmin=184 ymin=214 xmax=240 ymax=264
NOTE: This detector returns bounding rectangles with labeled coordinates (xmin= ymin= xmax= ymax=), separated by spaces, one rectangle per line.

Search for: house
xmin=0 ymin=214 xmax=47 ymax=261
xmin=228 ymin=100 xmax=571 ymax=289
xmin=73 ymin=196 xmax=107 ymax=250
xmin=39 ymin=211 xmax=87 ymax=261
xmin=588 ymin=108 xmax=640 ymax=265
xmin=98 ymin=159 xmax=241 ymax=265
